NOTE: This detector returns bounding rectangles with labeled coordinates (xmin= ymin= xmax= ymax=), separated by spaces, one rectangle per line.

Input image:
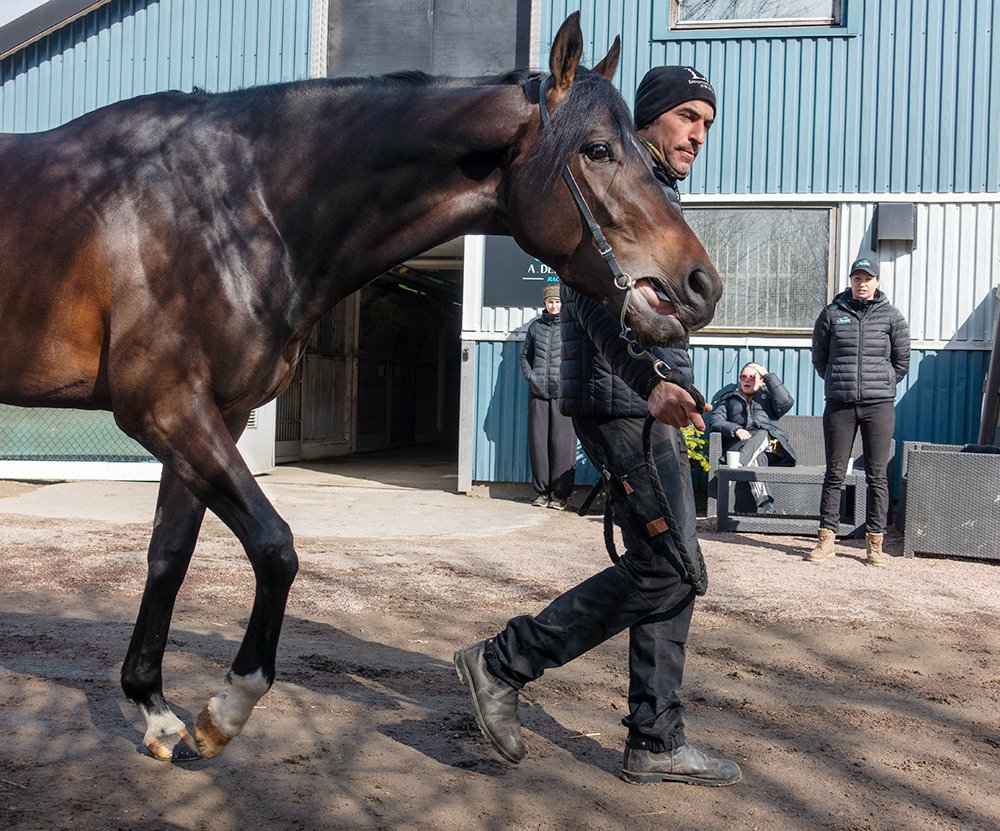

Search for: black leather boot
xmin=453 ymin=640 xmax=525 ymax=763
xmin=622 ymin=741 xmax=742 ymax=786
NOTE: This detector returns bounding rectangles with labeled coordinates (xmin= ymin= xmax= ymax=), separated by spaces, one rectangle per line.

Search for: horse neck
xmin=244 ymin=79 xmax=529 ymax=312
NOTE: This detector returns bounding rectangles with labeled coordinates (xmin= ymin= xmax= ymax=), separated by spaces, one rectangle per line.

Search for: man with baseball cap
xmin=455 ymin=66 xmax=742 ymax=786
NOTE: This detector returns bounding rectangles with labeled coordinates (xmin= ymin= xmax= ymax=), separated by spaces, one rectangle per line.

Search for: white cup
xmin=725 ymin=451 xmax=741 ymax=468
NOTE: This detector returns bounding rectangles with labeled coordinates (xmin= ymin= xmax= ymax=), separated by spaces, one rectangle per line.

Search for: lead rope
xmin=536 ymin=77 xmax=707 ymax=595
xmin=642 ymin=414 xmax=708 ymax=595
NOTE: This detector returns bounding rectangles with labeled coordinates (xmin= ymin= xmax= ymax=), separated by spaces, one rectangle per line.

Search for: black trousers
xmin=487 ymin=415 xmax=698 ymax=752
xmin=820 ymin=400 xmax=895 ymax=533
xmin=528 ymin=394 xmax=577 ymax=499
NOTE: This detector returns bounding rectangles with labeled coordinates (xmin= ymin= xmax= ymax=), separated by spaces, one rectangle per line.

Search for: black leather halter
xmin=536 ymin=76 xmax=628 ymax=289
xmin=535 ymin=76 xmax=676 ymax=384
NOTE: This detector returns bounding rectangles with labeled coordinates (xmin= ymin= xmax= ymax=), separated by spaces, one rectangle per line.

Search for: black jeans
xmin=487 ymin=415 xmax=698 ymax=752
xmin=820 ymin=400 xmax=895 ymax=533
xmin=527 ymin=393 xmax=577 ymax=499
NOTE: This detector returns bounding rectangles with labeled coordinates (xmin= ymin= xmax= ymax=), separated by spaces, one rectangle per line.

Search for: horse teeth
xmin=652 ymin=286 xmax=671 ymax=302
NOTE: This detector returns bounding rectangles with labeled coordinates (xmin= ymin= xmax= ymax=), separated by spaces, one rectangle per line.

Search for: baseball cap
xmin=849 ymin=256 xmax=880 ymax=277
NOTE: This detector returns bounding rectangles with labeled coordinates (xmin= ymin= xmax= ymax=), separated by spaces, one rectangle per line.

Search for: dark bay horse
xmin=0 ymin=13 xmax=720 ymax=760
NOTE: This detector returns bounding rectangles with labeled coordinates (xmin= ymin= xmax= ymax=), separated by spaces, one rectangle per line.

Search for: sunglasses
xmin=739 ymin=374 xmax=758 ymax=381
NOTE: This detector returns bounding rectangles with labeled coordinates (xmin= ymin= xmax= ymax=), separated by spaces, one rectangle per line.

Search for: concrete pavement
xmin=0 ymin=452 xmax=554 ymax=539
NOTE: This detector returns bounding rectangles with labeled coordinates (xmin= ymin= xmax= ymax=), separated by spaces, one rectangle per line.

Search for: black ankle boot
xmin=622 ymin=741 xmax=742 ymax=786
xmin=453 ymin=640 xmax=525 ymax=763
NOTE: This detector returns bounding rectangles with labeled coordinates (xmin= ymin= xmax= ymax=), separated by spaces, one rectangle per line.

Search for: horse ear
xmin=549 ymin=12 xmax=583 ymax=100
xmin=592 ymin=36 xmax=621 ymax=82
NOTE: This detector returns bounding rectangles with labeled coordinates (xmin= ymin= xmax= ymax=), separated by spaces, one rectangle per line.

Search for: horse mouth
xmin=634 ymin=278 xmax=680 ymax=320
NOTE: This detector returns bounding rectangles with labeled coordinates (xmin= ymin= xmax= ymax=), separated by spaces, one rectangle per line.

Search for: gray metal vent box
xmin=875 ymin=203 xmax=916 ymax=244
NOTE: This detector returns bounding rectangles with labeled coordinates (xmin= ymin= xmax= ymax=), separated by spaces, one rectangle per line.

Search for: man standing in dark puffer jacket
xmin=454 ymin=67 xmax=742 ymax=787
xmin=809 ymin=256 xmax=910 ymax=566
xmin=521 ymin=282 xmax=576 ymax=509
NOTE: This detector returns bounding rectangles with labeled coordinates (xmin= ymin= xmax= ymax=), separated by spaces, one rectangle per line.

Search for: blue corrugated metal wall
xmin=0 ymin=0 xmax=311 ymax=133
xmin=472 ymin=341 xmax=990 ymax=487
xmin=0 ymin=0 xmax=312 ymax=462
xmin=460 ymin=1 xmax=997 ymax=488
xmin=539 ymin=0 xmax=1000 ymax=195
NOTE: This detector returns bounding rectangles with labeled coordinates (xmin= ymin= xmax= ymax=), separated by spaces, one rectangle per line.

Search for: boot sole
xmin=622 ymin=769 xmax=743 ymax=787
xmin=453 ymin=650 xmax=523 ymax=764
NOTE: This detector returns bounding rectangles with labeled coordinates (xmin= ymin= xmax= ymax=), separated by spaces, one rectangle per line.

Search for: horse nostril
xmin=687 ymin=267 xmax=722 ymax=305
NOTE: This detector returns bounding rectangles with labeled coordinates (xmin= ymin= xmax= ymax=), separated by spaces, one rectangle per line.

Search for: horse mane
xmin=199 ymin=65 xmax=635 ymax=190
xmin=366 ymin=66 xmax=639 ymax=191
xmin=376 ymin=68 xmax=538 ymax=88
xmin=208 ymin=68 xmax=538 ymax=103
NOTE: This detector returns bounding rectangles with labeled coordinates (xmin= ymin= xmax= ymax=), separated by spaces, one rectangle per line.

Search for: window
xmin=683 ymin=207 xmax=832 ymax=331
xmin=671 ymin=0 xmax=842 ymax=30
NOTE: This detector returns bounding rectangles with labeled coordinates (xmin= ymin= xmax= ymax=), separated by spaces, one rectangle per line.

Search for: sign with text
xmin=482 ymin=236 xmax=559 ymax=309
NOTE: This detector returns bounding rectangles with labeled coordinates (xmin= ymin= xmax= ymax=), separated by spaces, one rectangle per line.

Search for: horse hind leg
xmin=128 ymin=402 xmax=297 ymax=759
xmin=121 ymin=466 xmax=206 ymax=761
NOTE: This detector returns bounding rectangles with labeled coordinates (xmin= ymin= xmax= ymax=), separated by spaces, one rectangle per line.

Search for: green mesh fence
xmin=0 ymin=405 xmax=155 ymax=462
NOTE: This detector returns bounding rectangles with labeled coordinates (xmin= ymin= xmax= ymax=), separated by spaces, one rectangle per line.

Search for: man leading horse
xmin=455 ymin=66 xmax=741 ymax=786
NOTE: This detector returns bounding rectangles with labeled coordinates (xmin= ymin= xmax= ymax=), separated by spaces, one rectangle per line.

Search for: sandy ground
xmin=1 ymin=475 xmax=998 ymax=831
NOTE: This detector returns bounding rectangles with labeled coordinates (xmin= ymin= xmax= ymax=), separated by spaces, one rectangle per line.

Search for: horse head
xmin=503 ymin=13 xmax=722 ymax=349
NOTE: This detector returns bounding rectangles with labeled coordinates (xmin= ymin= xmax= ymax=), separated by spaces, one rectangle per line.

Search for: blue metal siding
xmin=0 ymin=0 xmax=312 ymax=463
xmin=0 ymin=0 xmax=312 ymax=134
xmin=539 ymin=0 xmax=1000 ymax=195
xmin=472 ymin=341 xmax=989 ymax=485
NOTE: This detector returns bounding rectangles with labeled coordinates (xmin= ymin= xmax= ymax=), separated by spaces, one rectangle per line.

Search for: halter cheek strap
xmin=537 ymin=78 xmax=628 ymax=287
xmin=535 ymin=76 xmax=690 ymax=393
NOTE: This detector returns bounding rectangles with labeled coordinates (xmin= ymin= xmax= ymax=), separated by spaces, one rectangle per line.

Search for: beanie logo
xmin=686 ymin=67 xmax=715 ymax=96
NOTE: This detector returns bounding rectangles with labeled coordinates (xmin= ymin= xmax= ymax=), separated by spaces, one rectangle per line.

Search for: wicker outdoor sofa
xmin=899 ymin=442 xmax=1000 ymax=560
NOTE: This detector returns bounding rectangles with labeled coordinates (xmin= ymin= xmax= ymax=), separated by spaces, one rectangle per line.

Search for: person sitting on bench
xmin=709 ymin=362 xmax=796 ymax=514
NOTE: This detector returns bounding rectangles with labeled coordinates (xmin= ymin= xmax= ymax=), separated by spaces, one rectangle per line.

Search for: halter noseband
xmin=535 ymin=76 xmax=673 ymax=381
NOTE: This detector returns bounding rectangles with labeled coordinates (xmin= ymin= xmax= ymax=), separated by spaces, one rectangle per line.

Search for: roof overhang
xmin=0 ymin=0 xmax=111 ymax=62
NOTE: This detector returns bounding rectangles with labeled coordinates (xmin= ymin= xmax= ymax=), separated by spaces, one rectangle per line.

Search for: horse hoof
xmin=145 ymin=726 xmax=201 ymax=763
xmin=195 ymin=708 xmax=232 ymax=759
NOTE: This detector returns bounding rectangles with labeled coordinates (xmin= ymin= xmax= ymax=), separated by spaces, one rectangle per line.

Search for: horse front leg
xmin=128 ymin=402 xmax=297 ymax=759
xmin=121 ymin=467 xmax=206 ymax=761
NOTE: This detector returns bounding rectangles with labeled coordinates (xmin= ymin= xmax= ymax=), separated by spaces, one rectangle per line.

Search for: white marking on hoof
xmin=195 ymin=670 xmax=270 ymax=757
xmin=139 ymin=705 xmax=199 ymax=761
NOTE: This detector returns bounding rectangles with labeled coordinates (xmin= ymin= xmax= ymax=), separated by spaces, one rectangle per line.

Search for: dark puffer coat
xmin=812 ymin=288 xmax=910 ymax=403
xmin=709 ymin=374 xmax=797 ymax=461
xmin=558 ymin=285 xmax=692 ymax=418
xmin=520 ymin=311 xmax=562 ymax=400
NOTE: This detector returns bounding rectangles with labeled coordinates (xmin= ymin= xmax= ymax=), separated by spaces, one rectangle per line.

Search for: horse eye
xmin=584 ymin=142 xmax=613 ymax=162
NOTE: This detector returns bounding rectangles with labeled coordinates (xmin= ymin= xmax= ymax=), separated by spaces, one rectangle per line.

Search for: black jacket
xmin=558 ymin=286 xmax=693 ymax=418
xmin=520 ymin=311 xmax=562 ymax=400
xmin=812 ymin=288 xmax=910 ymax=403
xmin=709 ymin=374 xmax=796 ymax=461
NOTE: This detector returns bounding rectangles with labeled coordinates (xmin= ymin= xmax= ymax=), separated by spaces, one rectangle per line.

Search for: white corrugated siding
xmin=838 ymin=201 xmax=1000 ymax=346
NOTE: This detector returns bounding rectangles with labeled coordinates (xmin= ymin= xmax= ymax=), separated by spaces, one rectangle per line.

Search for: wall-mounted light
xmin=875 ymin=203 xmax=916 ymax=248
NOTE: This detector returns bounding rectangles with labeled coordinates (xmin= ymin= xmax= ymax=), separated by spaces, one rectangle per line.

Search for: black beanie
xmin=634 ymin=66 xmax=716 ymax=129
